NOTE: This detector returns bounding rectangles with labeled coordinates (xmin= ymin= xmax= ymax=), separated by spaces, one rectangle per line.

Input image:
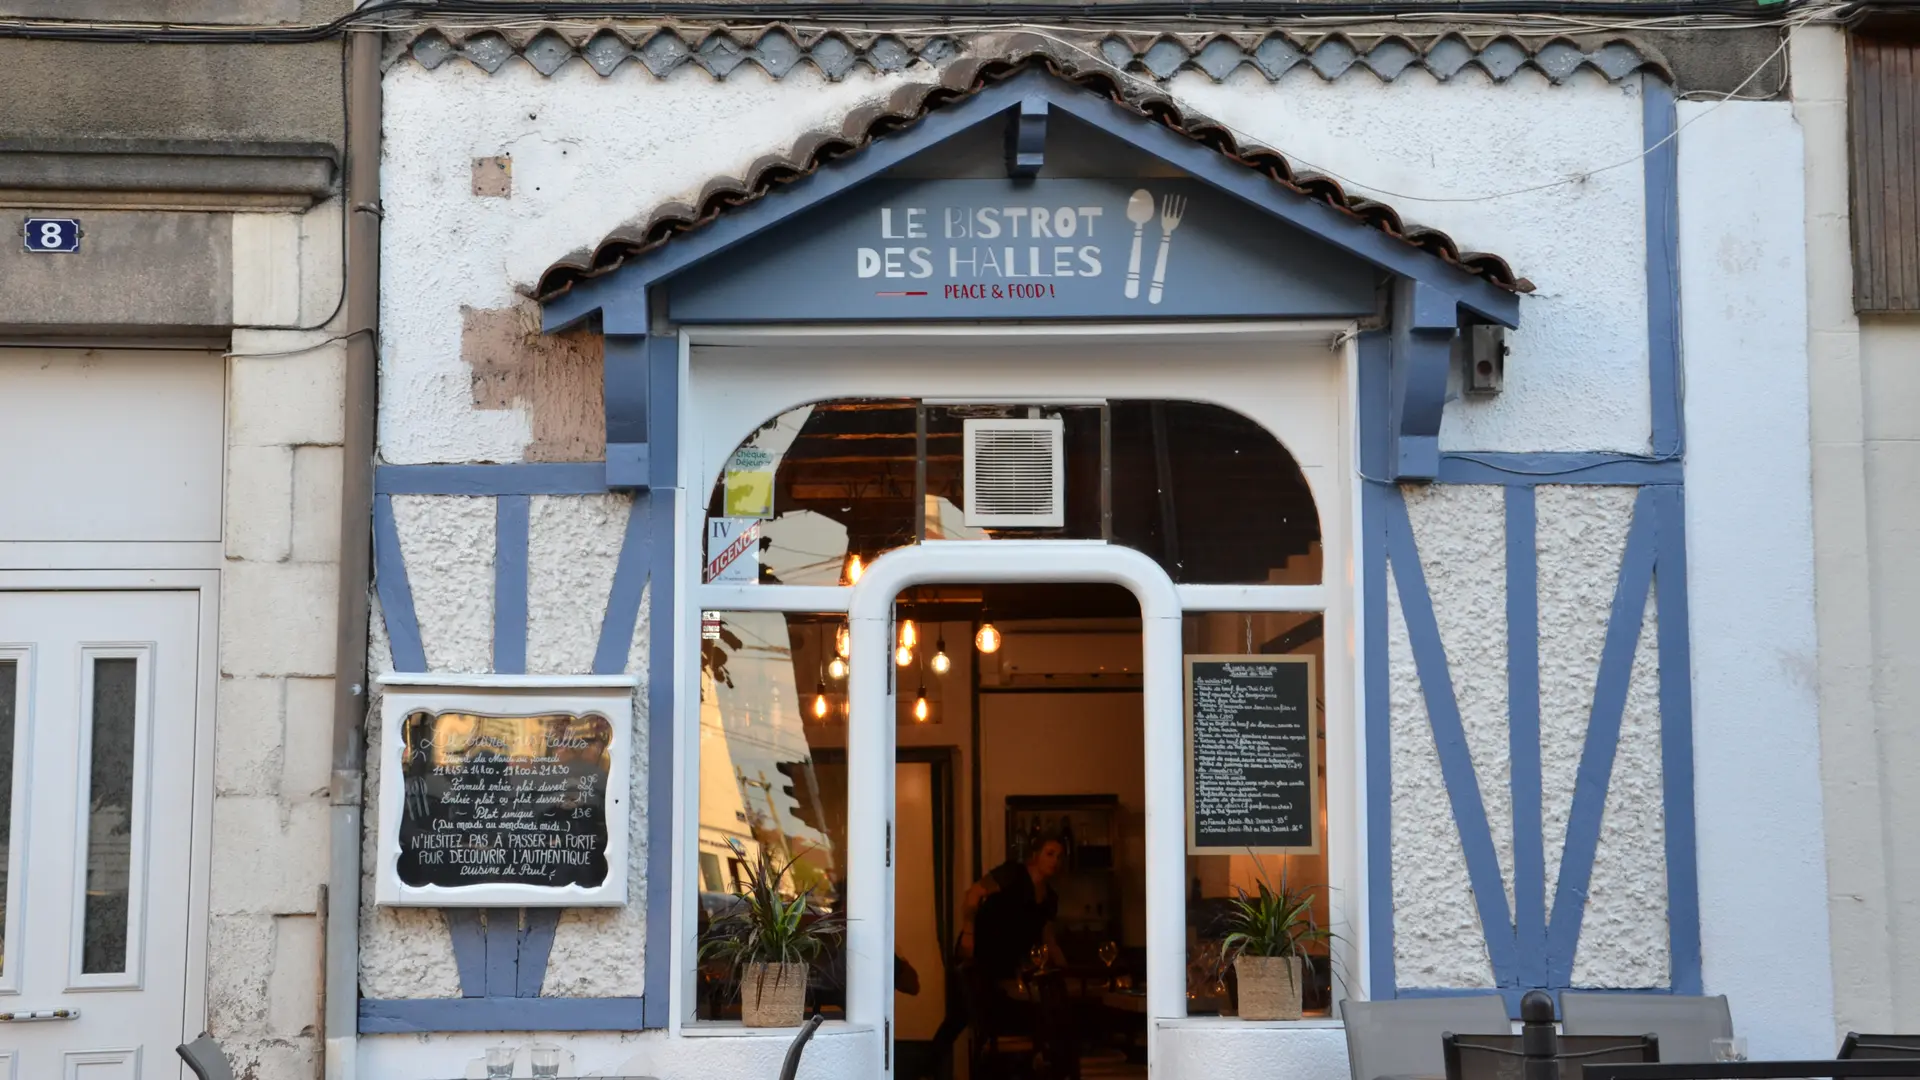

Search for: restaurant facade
xmin=350 ymin=14 xmax=1832 ymax=1080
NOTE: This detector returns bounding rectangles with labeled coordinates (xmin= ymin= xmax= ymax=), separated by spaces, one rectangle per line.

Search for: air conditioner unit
xmin=963 ymin=417 xmax=1064 ymax=528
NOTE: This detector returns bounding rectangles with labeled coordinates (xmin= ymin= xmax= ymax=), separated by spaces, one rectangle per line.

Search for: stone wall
xmin=206 ymin=199 xmax=347 ymax=1079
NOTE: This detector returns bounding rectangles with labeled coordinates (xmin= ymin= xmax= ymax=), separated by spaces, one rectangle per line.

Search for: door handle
xmin=0 ymin=1008 xmax=80 ymax=1021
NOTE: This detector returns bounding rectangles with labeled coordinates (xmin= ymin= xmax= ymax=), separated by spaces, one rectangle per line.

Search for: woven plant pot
xmin=740 ymin=961 xmax=809 ymax=1027
xmin=1234 ymin=955 xmax=1304 ymax=1021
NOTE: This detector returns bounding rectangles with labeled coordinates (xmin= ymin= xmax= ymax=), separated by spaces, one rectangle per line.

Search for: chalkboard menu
xmin=395 ymin=709 xmax=615 ymax=891
xmin=1185 ymin=656 xmax=1319 ymax=854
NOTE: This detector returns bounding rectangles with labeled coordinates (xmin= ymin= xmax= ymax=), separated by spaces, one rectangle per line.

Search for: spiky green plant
xmin=700 ymin=841 xmax=843 ymax=975
xmin=1218 ymin=877 xmax=1331 ymax=963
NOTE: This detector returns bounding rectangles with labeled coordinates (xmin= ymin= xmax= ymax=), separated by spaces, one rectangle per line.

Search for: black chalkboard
xmin=1185 ymin=656 xmax=1319 ymax=854
xmin=396 ymin=709 xmax=615 ymax=890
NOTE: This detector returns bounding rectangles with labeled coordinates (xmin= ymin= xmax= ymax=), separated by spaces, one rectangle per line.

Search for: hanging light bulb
xmin=895 ymin=642 xmax=915 ymax=667
xmin=812 ymin=681 xmax=829 ymax=720
xmin=930 ymin=639 xmax=951 ymax=675
xmin=900 ymin=619 xmax=917 ymax=649
xmin=844 ymin=553 xmax=864 ymax=584
xmin=975 ymin=621 xmax=1002 ymax=654
xmin=914 ymin=685 xmax=930 ymax=722
xmin=835 ymin=623 xmax=850 ymax=658
xmin=827 ymin=656 xmax=849 ymax=680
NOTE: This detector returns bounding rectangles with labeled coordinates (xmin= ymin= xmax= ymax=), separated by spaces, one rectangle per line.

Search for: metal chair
xmin=1339 ymin=995 xmax=1512 ymax=1080
xmin=1841 ymin=1036 xmax=1920 ymax=1059
xmin=777 ymin=1013 xmax=826 ymax=1080
xmin=1838 ymin=1034 xmax=1920 ymax=1080
xmin=1443 ymin=1033 xmax=1660 ymax=1080
xmin=176 ymin=1034 xmax=237 ymax=1080
xmin=1561 ymin=993 xmax=1732 ymax=1063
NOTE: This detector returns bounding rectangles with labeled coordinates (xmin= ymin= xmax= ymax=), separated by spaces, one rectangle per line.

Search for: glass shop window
xmin=1181 ymin=609 xmax=1333 ymax=1018
xmin=705 ymin=399 xmax=1321 ymax=586
xmin=695 ymin=611 xmax=850 ymax=1021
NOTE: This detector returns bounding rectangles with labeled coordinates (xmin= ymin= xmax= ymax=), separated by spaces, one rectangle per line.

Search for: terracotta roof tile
xmin=533 ymin=54 xmax=1532 ymax=303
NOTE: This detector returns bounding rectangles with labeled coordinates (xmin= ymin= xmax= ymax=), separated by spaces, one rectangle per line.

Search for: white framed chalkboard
xmin=1184 ymin=655 xmax=1320 ymax=855
xmin=374 ymin=674 xmax=637 ymax=907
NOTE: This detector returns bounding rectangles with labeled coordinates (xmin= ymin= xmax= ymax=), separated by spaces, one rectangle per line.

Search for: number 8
xmin=38 ymin=222 xmax=61 ymax=248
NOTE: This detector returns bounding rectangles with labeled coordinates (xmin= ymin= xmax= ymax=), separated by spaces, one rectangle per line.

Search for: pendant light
xmin=827 ymin=656 xmax=848 ymax=680
xmin=844 ymin=552 xmax=864 ymax=584
xmin=930 ymin=639 xmax=952 ymax=675
xmin=895 ymin=609 xmax=914 ymax=666
xmin=914 ymin=685 xmax=930 ymax=723
xmin=812 ymin=680 xmax=829 ymax=720
xmin=975 ymin=621 xmax=1002 ymax=654
xmin=835 ymin=624 xmax=850 ymax=658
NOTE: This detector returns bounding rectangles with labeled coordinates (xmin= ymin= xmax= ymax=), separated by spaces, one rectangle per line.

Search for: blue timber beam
xmin=1006 ymin=95 xmax=1047 ymax=178
xmin=601 ymin=329 xmax=678 ymax=491
xmin=1390 ymin=278 xmax=1459 ymax=481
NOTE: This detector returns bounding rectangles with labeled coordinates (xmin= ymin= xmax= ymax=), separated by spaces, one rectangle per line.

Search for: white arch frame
xmin=845 ymin=541 xmax=1184 ymax=1078
xmin=673 ymin=326 xmax=1362 ymax=1070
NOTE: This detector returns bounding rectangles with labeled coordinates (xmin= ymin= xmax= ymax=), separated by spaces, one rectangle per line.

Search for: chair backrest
xmin=1340 ymin=996 xmax=1513 ymax=1080
xmin=176 ymin=1035 xmax=237 ymax=1080
xmin=1443 ymin=1033 xmax=1659 ymax=1080
xmin=1840 ymin=1034 xmax=1920 ymax=1059
xmin=1561 ymin=993 xmax=1732 ymax=1063
xmin=778 ymin=1013 xmax=825 ymax=1080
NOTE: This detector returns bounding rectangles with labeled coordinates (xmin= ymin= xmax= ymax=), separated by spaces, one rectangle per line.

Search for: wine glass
xmin=1098 ymin=940 xmax=1119 ymax=986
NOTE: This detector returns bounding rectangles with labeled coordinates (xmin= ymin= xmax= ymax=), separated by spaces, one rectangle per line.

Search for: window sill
xmin=1157 ymin=1016 xmax=1343 ymax=1030
xmin=678 ymin=1020 xmax=875 ymax=1038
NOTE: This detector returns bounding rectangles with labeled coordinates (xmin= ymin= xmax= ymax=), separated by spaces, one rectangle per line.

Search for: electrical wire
xmin=0 ymin=0 xmax=1835 ymax=44
xmin=876 ymin=6 xmax=1824 ymax=206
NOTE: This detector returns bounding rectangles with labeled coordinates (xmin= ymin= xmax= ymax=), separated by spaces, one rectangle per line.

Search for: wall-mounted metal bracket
xmin=1465 ymin=322 xmax=1507 ymax=396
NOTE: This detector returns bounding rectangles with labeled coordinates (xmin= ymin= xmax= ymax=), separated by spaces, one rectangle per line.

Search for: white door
xmin=0 ymin=591 xmax=200 ymax=1080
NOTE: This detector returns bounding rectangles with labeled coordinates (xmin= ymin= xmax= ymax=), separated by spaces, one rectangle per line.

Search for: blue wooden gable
xmin=537 ymin=66 xmax=1525 ymax=487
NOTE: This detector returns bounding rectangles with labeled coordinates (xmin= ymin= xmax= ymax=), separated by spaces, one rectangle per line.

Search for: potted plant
xmin=1217 ymin=876 xmax=1331 ymax=1021
xmin=699 ymin=843 xmax=842 ymax=1027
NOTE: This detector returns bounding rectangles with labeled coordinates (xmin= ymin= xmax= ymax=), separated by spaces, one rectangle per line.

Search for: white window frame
xmin=673 ymin=324 xmax=1364 ymax=1074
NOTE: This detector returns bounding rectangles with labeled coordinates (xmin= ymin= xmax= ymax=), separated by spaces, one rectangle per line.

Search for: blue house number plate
xmin=23 ymin=217 xmax=80 ymax=253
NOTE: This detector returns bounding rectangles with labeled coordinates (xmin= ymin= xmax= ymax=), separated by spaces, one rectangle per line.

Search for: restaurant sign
xmin=374 ymin=675 xmax=636 ymax=907
xmin=666 ymin=178 xmax=1378 ymax=323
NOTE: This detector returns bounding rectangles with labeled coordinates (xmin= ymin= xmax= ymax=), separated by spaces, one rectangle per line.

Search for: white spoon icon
xmin=1124 ymin=188 xmax=1153 ymax=299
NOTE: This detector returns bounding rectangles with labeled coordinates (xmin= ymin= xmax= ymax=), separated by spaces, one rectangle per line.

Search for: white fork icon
xmin=1149 ymin=194 xmax=1186 ymax=304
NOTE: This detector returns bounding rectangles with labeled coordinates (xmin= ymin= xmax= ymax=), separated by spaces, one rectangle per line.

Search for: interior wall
xmin=979 ymin=689 xmax=1147 ymax=948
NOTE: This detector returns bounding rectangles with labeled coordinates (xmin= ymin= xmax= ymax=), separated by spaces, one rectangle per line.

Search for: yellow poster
xmin=724 ymin=469 xmax=774 ymax=518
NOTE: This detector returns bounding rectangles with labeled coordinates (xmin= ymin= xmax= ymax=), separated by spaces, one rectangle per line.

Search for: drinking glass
xmin=1711 ymin=1036 xmax=1748 ymax=1062
xmin=484 ymin=1045 xmax=516 ymax=1079
xmin=530 ymin=1044 xmax=562 ymax=1078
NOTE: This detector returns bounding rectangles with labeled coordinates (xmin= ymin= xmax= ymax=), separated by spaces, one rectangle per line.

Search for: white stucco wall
xmin=1173 ymin=69 xmax=1650 ymax=454
xmin=359 ymin=1025 xmax=877 ymax=1080
xmin=381 ymin=58 xmax=1654 ymax=467
xmin=1389 ymin=483 xmax=1670 ymax=990
xmin=360 ymin=494 xmax=653 ymax=999
xmin=1678 ymin=98 xmax=1832 ymax=1055
xmin=380 ymin=61 xmax=916 ymax=465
